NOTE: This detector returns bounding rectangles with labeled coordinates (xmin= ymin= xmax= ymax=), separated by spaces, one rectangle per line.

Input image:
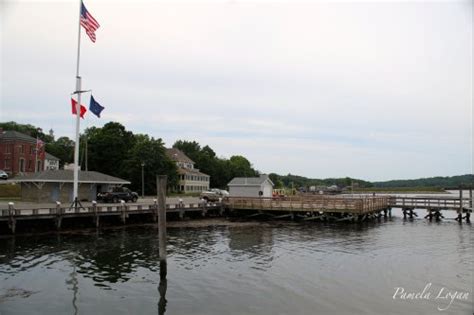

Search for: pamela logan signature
xmin=392 ymin=283 xmax=470 ymax=312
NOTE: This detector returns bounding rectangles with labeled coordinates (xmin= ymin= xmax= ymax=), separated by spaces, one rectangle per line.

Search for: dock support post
xmin=201 ymin=199 xmax=207 ymax=217
xmin=219 ymin=198 xmax=224 ymax=216
xmin=153 ymin=199 xmax=158 ymax=222
xmin=120 ymin=200 xmax=127 ymax=224
xmin=55 ymin=201 xmax=62 ymax=230
xmin=469 ymin=188 xmax=473 ymax=211
xmin=157 ymin=175 xmax=167 ymax=279
xmin=8 ymin=202 xmax=16 ymax=234
xmin=92 ymin=201 xmax=99 ymax=228
xmin=425 ymin=209 xmax=433 ymax=221
xmin=459 ymin=188 xmax=463 ymax=216
xmin=383 ymin=209 xmax=388 ymax=218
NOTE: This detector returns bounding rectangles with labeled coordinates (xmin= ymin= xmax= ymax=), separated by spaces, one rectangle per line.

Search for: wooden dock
xmin=225 ymin=195 xmax=392 ymax=221
xmin=0 ymin=201 xmax=223 ymax=234
xmin=389 ymin=196 xmax=470 ymax=211
xmin=388 ymin=195 xmax=472 ymax=221
xmin=1 ymin=192 xmax=472 ymax=234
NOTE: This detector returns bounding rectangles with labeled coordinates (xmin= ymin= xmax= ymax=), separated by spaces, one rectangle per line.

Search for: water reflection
xmin=0 ymin=220 xmax=472 ymax=315
xmin=65 ymin=265 xmax=78 ymax=315
xmin=157 ymin=261 xmax=167 ymax=315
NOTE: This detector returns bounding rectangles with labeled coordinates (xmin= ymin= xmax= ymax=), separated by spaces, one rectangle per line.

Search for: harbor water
xmin=0 ymin=204 xmax=472 ymax=314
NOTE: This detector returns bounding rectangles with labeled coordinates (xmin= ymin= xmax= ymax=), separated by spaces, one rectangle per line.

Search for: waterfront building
xmin=228 ymin=174 xmax=274 ymax=198
xmin=166 ymin=148 xmax=210 ymax=193
xmin=44 ymin=152 xmax=60 ymax=171
xmin=0 ymin=129 xmax=46 ymax=176
xmin=12 ymin=170 xmax=130 ymax=202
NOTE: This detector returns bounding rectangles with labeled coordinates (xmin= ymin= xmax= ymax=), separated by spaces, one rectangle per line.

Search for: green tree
xmin=45 ymin=136 xmax=75 ymax=167
xmin=85 ymin=122 xmax=135 ymax=179
xmin=122 ymin=134 xmax=178 ymax=194
xmin=0 ymin=121 xmax=54 ymax=142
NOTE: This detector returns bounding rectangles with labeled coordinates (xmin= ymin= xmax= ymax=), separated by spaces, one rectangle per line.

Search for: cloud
xmin=1 ymin=1 xmax=471 ymax=180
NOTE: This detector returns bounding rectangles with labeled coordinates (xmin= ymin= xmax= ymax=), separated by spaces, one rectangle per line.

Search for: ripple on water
xmin=0 ymin=222 xmax=471 ymax=315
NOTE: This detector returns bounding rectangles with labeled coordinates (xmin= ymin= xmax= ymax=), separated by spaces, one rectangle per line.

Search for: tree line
xmin=0 ymin=121 xmax=258 ymax=194
xmin=2 ymin=121 xmax=471 ymax=192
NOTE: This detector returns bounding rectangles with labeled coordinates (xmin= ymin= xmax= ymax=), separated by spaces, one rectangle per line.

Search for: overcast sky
xmin=1 ymin=0 xmax=472 ymax=181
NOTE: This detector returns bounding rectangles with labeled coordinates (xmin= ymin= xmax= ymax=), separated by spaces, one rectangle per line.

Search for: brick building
xmin=0 ymin=129 xmax=46 ymax=176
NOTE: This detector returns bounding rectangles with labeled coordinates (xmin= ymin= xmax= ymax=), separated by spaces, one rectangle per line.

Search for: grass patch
xmin=0 ymin=183 xmax=21 ymax=198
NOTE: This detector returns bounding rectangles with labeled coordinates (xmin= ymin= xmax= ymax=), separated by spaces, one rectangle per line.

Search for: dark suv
xmin=97 ymin=187 xmax=139 ymax=203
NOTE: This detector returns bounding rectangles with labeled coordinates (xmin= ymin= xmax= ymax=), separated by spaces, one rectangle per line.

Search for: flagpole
xmin=73 ymin=0 xmax=83 ymax=205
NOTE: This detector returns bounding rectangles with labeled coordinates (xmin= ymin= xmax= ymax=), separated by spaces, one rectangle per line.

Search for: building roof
xmin=228 ymin=175 xmax=274 ymax=187
xmin=166 ymin=148 xmax=194 ymax=164
xmin=45 ymin=152 xmax=60 ymax=161
xmin=0 ymin=130 xmax=37 ymax=144
xmin=12 ymin=170 xmax=130 ymax=184
xmin=177 ymin=167 xmax=210 ymax=177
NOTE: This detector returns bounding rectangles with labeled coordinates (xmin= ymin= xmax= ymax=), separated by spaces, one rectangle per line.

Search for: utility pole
xmin=141 ymin=162 xmax=145 ymax=197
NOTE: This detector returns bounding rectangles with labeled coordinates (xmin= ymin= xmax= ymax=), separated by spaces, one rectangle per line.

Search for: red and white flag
xmin=80 ymin=1 xmax=100 ymax=43
xmin=71 ymin=98 xmax=87 ymax=118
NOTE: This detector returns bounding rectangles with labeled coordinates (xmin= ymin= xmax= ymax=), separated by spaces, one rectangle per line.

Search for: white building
xmin=44 ymin=152 xmax=60 ymax=171
xmin=166 ymin=148 xmax=210 ymax=193
xmin=227 ymin=174 xmax=274 ymax=198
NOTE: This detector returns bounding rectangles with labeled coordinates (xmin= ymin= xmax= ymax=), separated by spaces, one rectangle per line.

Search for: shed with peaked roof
xmin=227 ymin=174 xmax=274 ymax=198
xmin=12 ymin=170 xmax=130 ymax=202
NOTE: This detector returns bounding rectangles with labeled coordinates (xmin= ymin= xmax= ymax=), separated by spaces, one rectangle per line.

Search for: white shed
xmin=227 ymin=174 xmax=274 ymax=198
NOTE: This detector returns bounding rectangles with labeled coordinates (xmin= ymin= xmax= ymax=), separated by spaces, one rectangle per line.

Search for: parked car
xmin=0 ymin=170 xmax=8 ymax=180
xmin=97 ymin=187 xmax=139 ymax=203
xmin=200 ymin=189 xmax=228 ymax=202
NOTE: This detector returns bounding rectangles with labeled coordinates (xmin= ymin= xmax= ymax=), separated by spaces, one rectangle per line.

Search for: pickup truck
xmin=200 ymin=189 xmax=229 ymax=202
xmin=97 ymin=187 xmax=139 ymax=203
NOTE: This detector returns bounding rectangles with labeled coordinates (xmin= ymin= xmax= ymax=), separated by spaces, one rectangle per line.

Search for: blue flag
xmin=89 ymin=95 xmax=104 ymax=118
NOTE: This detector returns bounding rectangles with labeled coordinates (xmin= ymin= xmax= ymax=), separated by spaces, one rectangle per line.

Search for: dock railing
xmin=225 ymin=195 xmax=390 ymax=214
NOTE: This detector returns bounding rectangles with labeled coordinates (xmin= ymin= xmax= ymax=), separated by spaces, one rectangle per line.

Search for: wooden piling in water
xmin=157 ymin=175 xmax=168 ymax=279
xmin=55 ymin=202 xmax=62 ymax=230
xmin=8 ymin=202 xmax=16 ymax=234
xmin=92 ymin=201 xmax=99 ymax=228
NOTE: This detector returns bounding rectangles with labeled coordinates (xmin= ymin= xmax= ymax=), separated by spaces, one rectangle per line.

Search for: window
xmin=4 ymin=159 xmax=11 ymax=170
xmin=37 ymin=160 xmax=42 ymax=172
xmin=19 ymin=158 xmax=25 ymax=172
xmin=5 ymin=144 xmax=12 ymax=153
xmin=19 ymin=145 xmax=24 ymax=154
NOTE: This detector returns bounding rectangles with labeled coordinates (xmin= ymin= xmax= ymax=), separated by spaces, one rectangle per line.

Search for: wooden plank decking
xmin=225 ymin=196 xmax=391 ymax=215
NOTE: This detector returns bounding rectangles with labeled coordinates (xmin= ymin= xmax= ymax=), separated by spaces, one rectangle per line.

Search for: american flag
xmin=80 ymin=1 xmax=100 ymax=43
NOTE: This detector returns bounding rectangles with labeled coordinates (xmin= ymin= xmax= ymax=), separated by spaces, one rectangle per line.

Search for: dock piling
xmin=92 ymin=201 xmax=99 ymax=228
xmin=120 ymin=200 xmax=127 ymax=224
xmin=157 ymin=175 xmax=168 ymax=279
xmin=55 ymin=201 xmax=62 ymax=230
xmin=8 ymin=202 xmax=16 ymax=234
xmin=153 ymin=199 xmax=158 ymax=222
